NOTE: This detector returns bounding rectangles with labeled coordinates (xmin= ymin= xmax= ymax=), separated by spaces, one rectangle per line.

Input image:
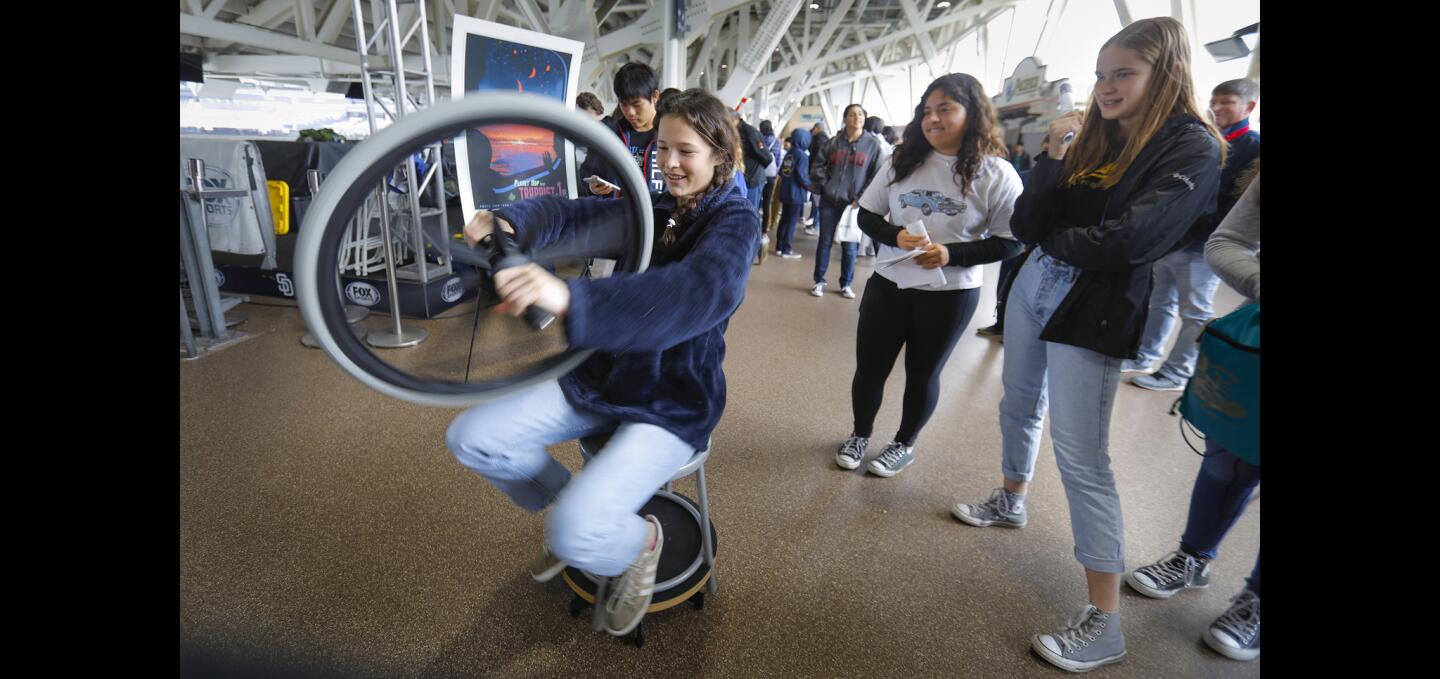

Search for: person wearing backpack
xmin=759 ymin=120 xmax=783 ymax=236
xmin=734 ymin=111 xmax=774 ymax=216
xmin=1125 ymin=167 xmax=1261 ymax=662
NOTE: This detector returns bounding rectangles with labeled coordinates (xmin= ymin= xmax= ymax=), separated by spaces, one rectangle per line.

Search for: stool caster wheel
xmin=691 ymin=591 xmax=705 ymax=610
xmin=568 ymin=595 xmax=590 ymax=619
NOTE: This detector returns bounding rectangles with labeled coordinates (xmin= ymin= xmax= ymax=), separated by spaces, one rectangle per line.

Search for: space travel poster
xmin=450 ymin=16 xmax=583 ymax=218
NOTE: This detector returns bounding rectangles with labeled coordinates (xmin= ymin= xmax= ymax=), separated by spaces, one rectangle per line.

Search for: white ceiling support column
xmin=717 ymin=0 xmax=803 ymax=106
xmin=318 ymin=0 xmax=354 ymax=43
xmin=899 ymin=0 xmax=942 ymax=71
xmin=596 ymin=0 xmax=623 ymax=24
xmin=791 ymin=5 xmax=1008 ymax=105
xmin=294 ymin=0 xmax=319 ymax=40
xmin=201 ymin=0 xmax=229 ymax=19
xmin=1170 ymin=0 xmax=1201 ymax=64
xmin=1112 ymin=0 xmax=1132 ymax=27
xmin=775 ymin=0 xmax=857 ymax=111
xmin=753 ymin=2 xmax=1008 ymax=90
xmin=238 ymin=0 xmax=295 ymax=29
xmin=819 ymin=88 xmax=839 ymax=134
xmin=481 ymin=0 xmax=500 ymax=22
xmin=662 ymin=0 xmax=687 ymax=90
xmin=1031 ymin=0 xmax=1069 ymax=57
xmin=181 ymin=13 xmax=363 ymax=64
xmin=515 ymin=0 xmax=550 ymax=33
xmin=689 ymin=18 xmax=725 ymax=85
xmin=1246 ymin=41 xmax=1259 ymax=82
xmin=186 ymin=0 xmax=205 ymax=17
xmin=863 ymin=49 xmax=894 ymax=122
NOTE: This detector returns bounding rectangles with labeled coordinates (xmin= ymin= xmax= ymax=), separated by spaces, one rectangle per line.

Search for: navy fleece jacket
xmin=494 ymin=179 xmax=760 ymax=450
xmin=779 ymin=128 xmax=812 ymax=204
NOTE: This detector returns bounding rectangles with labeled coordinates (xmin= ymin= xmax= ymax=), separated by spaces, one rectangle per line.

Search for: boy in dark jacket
xmin=774 ymin=127 xmax=812 ymax=258
xmin=734 ymin=111 xmax=774 ymax=213
xmin=1127 ymin=78 xmax=1260 ymax=390
xmin=805 ymin=123 xmax=829 ymax=233
xmin=579 ymin=63 xmax=664 ymax=198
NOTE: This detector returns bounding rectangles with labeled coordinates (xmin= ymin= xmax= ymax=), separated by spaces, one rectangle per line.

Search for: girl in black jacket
xmin=948 ymin=17 xmax=1224 ymax=672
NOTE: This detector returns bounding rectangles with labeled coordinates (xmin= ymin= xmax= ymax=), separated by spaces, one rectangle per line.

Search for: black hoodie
xmin=1011 ymin=114 xmax=1221 ymax=358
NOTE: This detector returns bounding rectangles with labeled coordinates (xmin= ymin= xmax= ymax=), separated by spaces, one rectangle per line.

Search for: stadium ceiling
xmin=181 ymin=0 xmax=1043 ymax=121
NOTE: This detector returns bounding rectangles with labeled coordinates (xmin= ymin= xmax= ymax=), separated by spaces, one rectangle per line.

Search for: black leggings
xmin=852 ymin=273 xmax=980 ymax=446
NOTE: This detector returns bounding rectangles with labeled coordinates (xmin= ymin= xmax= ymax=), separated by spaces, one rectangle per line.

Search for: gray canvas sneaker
xmin=1031 ymin=605 xmax=1126 ymax=672
xmin=530 ymin=543 xmax=566 ymax=583
xmin=1126 ymin=550 xmax=1211 ymax=599
xmin=836 ymin=435 xmax=869 ymax=470
xmin=604 ymin=515 xmax=664 ymax=636
xmin=1204 ymin=589 xmax=1260 ymax=661
xmin=951 ymin=487 xmax=1028 ymax=527
xmin=867 ymin=441 xmax=914 ymax=477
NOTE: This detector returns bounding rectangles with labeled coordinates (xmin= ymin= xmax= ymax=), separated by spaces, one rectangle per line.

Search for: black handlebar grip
xmin=489 ymin=230 xmax=557 ymax=332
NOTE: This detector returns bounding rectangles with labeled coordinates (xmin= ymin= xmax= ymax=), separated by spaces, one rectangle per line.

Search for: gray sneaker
xmin=867 ymin=441 xmax=914 ymax=477
xmin=1131 ymin=372 xmax=1186 ymax=391
xmin=1120 ymin=359 xmax=1153 ymax=374
xmin=1032 ymin=605 xmax=1126 ymax=672
xmin=951 ymin=487 xmax=1028 ymax=527
xmin=530 ymin=543 xmax=566 ymax=582
xmin=1126 ymin=550 xmax=1211 ymax=599
xmin=1204 ymin=589 xmax=1260 ymax=661
xmin=836 ymin=435 xmax=869 ymax=469
xmin=604 ymin=515 xmax=663 ymax=636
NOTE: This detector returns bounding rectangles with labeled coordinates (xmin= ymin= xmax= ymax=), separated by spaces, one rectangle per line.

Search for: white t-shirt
xmin=858 ymin=152 xmax=1021 ymax=291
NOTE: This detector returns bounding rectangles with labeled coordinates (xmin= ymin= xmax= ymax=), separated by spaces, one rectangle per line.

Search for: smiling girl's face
xmin=656 ymin=114 xmax=721 ymax=199
xmin=1094 ymin=46 xmax=1154 ymax=131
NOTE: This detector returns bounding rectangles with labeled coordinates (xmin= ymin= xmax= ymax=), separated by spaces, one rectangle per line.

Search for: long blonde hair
xmin=1063 ymin=17 xmax=1225 ymax=189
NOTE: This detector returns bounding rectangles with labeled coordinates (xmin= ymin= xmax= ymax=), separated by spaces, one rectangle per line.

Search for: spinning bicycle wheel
xmin=293 ymin=94 xmax=653 ymax=407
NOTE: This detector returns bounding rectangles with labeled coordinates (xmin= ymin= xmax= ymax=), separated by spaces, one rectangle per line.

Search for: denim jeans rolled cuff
xmin=1246 ymin=551 xmax=1261 ymax=596
xmin=1074 ymin=546 xmax=1127 ymax=574
xmin=999 ymin=248 xmax=1126 ymax=572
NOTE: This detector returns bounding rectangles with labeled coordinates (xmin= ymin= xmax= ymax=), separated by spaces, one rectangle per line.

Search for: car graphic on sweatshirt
xmin=899 ymin=190 xmax=965 ymax=216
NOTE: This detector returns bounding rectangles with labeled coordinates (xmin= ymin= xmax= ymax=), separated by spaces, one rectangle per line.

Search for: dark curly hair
xmin=890 ymin=73 xmax=1008 ymax=197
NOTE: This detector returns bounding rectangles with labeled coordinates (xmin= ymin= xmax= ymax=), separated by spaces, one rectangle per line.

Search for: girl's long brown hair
xmin=1063 ymin=17 xmax=1225 ymax=189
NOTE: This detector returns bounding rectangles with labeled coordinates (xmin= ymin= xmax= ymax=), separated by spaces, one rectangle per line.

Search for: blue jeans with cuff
xmin=998 ymin=249 xmax=1126 ymax=573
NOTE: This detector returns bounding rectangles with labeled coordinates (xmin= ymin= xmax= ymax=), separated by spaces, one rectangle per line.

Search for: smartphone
xmin=904 ymin=220 xmax=929 ymax=242
xmin=584 ymin=175 xmax=621 ymax=192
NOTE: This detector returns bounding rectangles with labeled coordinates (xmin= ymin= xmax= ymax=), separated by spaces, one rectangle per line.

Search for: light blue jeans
xmin=446 ymin=380 xmax=694 ymax=577
xmin=998 ymin=249 xmax=1126 ymax=573
xmin=1135 ymin=247 xmax=1222 ymax=380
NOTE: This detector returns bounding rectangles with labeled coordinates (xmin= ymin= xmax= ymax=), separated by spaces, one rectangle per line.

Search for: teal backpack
xmin=1173 ymin=303 xmax=1260 ymax=465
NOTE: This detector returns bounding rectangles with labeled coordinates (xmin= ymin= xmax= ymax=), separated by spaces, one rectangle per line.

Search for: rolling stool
xmin=562 ymin=433 xmax=717 ymax=647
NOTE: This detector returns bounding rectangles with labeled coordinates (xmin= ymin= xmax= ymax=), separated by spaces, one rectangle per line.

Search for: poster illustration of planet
xmin=450 ymin=17 xmax=582 ymax=217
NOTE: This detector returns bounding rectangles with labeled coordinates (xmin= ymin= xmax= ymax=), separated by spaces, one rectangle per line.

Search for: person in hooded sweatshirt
xmin=446 ymin=89 xmax=759 ymax=640
xmin=808 ymin=103 xmax=889 ymax=299
xmin=774 ymin=126 xmax=812 ymax=259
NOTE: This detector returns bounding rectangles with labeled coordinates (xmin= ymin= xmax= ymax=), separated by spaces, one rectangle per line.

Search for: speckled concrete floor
xmin=181 ymin=231 xmax=1260 ymax=678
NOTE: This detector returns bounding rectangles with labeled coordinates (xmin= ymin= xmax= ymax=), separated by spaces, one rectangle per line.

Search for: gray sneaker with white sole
xmin=1031 ymin=605 xmax=1126 ymax=672
xmin=951 ymin=487 xmax=1028 ymax=527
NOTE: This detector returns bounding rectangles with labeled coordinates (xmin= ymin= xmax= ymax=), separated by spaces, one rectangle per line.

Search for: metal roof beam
xmin=180 ymin=12 xmax=364 ymax=64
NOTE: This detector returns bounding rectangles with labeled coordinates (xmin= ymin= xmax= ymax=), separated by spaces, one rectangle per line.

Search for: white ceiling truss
xmin=181 ymin=0 xmax=1030 ymax=122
